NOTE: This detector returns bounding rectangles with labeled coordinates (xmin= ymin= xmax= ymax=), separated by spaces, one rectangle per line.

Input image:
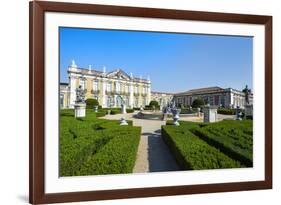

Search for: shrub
xmin=78 ymin=127 xmax=141 ymax=175
xmin=85 ymin=98 xmax=99 ymax=109
xmin=59 ymin=108 xmax=141 ymax=176
xmin=191 ymin=99 xmax=205 ymax=108
xmin=126 ymin=108 xmax=134 ymax=113
xmin=217 ymin=108 xmax=236 ymax=115
xmin=96 ymin=111 xmax=106 ymax=117
xmin=162 ymin=124 xmax=241 ymax=170
xmin=192 ymin=120 xmax=253 ymax=167
xmin=180 ymin=108 xmax=197 ymax=114
xmin=149 ymin=100 xmax=159 ymax=107
xmin=110 ymin=109 xmax=121 ymax=115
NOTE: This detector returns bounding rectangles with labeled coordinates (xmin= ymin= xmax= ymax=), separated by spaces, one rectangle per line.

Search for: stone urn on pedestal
xmin=171 ymin=108 xmax=181 ymax=126
xmin=197 ymin=107 xmax=201 ymax=117
xmin=74 ymin=85 xmax=86 ymax=118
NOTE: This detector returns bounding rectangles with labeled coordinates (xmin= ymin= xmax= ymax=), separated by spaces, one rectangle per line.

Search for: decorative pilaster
xmin=129 ymin=82 xmax=134 ymax=108
xmin=147 ymin=83 xmax=151 ymax=105
xmin=102 ymin=78 xmax=107 ymax=107
xmin=69 ymin=75 xmax=77 ymax=108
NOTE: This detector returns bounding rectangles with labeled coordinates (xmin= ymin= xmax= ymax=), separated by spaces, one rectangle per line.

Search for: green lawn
xmin=59 ymin=109 xmax=141 ymax=176
xmin=162 ymin=120 xmax=253 ymax=170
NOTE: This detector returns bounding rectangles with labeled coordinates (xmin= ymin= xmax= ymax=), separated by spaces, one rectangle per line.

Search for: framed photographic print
xmin=29 ymin=1 xmax=272 ymax=204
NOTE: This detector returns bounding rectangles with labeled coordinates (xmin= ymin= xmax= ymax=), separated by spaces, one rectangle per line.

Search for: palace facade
xmin=64 ymin=61 xmax=151 ymax=108
xmin=60 ymin=61 xmax=253 ymax=110
xmin=151 ymin=91 xmax=174 ymax=109
xmin=173 ymin=86 xmax=253 ymax=109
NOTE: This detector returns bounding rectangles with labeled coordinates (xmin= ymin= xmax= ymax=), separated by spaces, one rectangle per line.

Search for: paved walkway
xmin=101 ymin=112 xmax=180 ymax=173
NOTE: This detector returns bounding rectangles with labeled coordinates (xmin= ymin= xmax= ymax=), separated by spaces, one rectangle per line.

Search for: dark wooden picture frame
xmin=29 ymin=1 xmax=272 ymax=204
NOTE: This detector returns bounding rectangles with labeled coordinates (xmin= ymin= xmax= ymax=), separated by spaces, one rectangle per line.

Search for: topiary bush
xmin=191 ymin=98 xmax=205 ymax=108
xmin=149 ymin=100 xmax=159 ymax=107
xmin=85 ymin=98 xmax=99 ymax=109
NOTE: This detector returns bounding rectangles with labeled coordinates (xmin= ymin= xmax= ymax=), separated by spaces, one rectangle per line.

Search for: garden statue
xmin=243 ymin=85 xmax=251 ymax=105
xmin=75 ymin=85 xmax=86 ymax=103
xmin=162 ymin=100 xmax=181 ymax=125
xmin=117 ymin=95 xmax=126 ymax=114
xmin=74 ymin=85 xmax=86 ymax=118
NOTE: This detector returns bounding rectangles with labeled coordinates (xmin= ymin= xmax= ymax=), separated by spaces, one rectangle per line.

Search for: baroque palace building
xmin=151 ymin=91 xmax=174 ymax=109
xmin=60 ymin=61 xmax=253 ymax=110
xmin=62 ymin=61 xmax=151 ymax=108
xmin=173 ymin=86 xmax=253 ymax=109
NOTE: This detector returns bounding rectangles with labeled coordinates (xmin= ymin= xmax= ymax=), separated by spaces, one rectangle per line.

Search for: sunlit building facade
xmin=65 ymin=61 xmax=151 ymax=108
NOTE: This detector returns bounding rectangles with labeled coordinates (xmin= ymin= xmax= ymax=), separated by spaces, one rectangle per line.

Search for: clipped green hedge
xmin=110 ymin=109 xmax=121 ymax=115
xmin=217 ymin=108 xmax=236 ymax=115
xmin=78 ymin=127 xmax=141 ymax=175
xmin=59 ymin=109 xmax=141 ymax=176
xmin=126 ymin=108 xmax=134 ymax=113
xmin=192 ymin=120 xmax=253 ymax=167
xmin=162 ymin=124 xmax=241 ymax=170
xmin=96 ymin=111 xmax=106 ymax=117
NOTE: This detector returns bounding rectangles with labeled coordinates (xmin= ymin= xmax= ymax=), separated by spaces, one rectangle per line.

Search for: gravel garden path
xmin=101 ymin=112 xmax=180 ymax=173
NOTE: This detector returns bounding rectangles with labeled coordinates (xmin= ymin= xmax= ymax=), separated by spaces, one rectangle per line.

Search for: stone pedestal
xmin=162 ymin=113 xmax=168 ymax=121
xmin=245 ymin=104 xmax=253 ymax=118
xmin=120 ymin=117 xmax=128 ymax=125
xmin=197 ymin=107 xmax=201 ymax=117
xmin=203 ymin=106 xmax=217 ymax=123
xmin=172 ymin=108 xmax=181 ymax=126
xmin=74 ymin=103 xmax=86 ymax=118
xmin=236 ymin=107 xmax=243 ymax=120
xmin=94 ymin=105 xmax=98 ymax=113
xmin=121 ymin=104 xmax=127 ymax=114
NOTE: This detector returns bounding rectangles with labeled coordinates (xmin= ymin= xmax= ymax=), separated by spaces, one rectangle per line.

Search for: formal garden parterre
xmin=60 ymin=109 xmax=141 ymax=176
xmin=162 ymin=120 xmax=253 ymax=170
xmin=60 ymin=106 xmax=253 ymax=176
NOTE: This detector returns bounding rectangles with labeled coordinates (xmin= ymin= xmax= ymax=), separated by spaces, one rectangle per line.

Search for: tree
xmin=149 ymin=100 xmax=159 ymax=107
xmin=85 ymin=98 xmax=99 ymax=108
xmin=192 ymin=98 xmax=205 ymax=108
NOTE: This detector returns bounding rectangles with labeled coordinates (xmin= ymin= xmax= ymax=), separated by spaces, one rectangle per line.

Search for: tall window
xmin=134 ymin=97 xmax=138 ymax=107
xmin=125 ymin=85 xmax=129 ymax=93
xmin=221 ymin=95 xmax=225 ymax=107
xmin=116 ymin=82 xmax=120 ymax=93
xmin=107 ymin=82 xmax=112 ymax=92
xmin=135 ymin=86 xmax=139 ymax=94
xmin=79 ymin=79 xmax=86 ymax=89
xmin=142 ymin=86 xmax=146 ymax=94
xmin=142 ymin=98 xmax=146 ymax=106
xmin=93 ymin=80 xmax=98 ymax=91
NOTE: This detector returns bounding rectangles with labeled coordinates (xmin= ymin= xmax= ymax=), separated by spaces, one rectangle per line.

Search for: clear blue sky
xmin=60 ymin=27 xmax=253 ymax=93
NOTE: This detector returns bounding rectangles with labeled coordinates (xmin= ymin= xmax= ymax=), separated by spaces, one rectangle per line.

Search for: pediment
xmin=106 ymin=69 xmax=131 ymax=80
